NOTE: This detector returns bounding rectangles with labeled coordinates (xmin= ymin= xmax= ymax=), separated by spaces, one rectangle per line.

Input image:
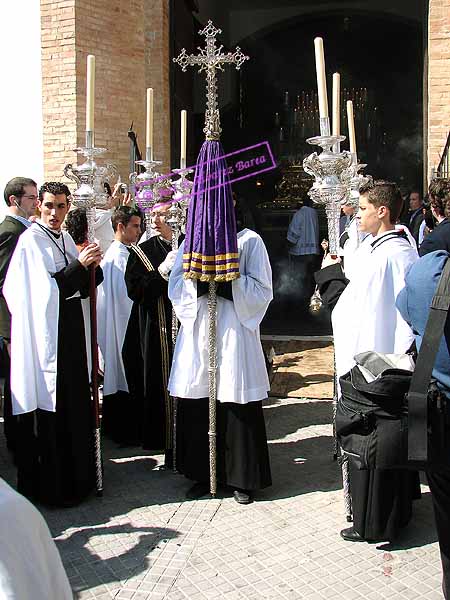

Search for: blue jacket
xmin=396 ymin=250 xmax=450 ymax=394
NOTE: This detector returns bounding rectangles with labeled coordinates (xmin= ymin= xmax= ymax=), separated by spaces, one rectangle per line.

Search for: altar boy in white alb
xmin=4 ymin=182 xmax=103 ymax=507
xmin=97 ymin=206 xmax=142 ymax=444
xmin=168 ymin=225 xmax=273 ymax=504
xmin=315 ymin=180 xmax=420 ymax=543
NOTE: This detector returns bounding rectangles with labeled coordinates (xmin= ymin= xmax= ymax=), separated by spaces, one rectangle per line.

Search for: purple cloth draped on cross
xmin=182 ymin=141 xmax=239 ymax=281
xmin=173 ymin=20 xmax=248 ymax=283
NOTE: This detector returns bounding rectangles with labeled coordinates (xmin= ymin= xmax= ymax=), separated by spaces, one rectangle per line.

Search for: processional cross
xmin=173 ymin=22 xmax=248 ymax=497
xmin=173 ymin=21 xmax=248 ymax=141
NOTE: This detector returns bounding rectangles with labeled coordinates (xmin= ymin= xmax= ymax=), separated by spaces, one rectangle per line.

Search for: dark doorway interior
xmin=170 ymin=4 xmax=425 ymax=336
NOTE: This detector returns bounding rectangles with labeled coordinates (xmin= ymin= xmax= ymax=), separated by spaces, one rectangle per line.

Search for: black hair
xmin=4 ymin=177 xmax=37 ymax=206
xmin=428 ymin=179 xmax=450 ymax=218
xmin=359 ymin=179 xmax=403 ymax=224
xmin=39 ymin=181 xmax=71 ymax=201
xmin=64 ymin=208 xmax=88 ymax=245
xmin=111 ymin=205 xmax=142 ymax=232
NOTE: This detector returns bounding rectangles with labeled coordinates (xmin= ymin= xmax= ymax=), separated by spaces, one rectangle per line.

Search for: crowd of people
xmin=1 ymin=175 xmax=450 ymax=597
xmin=0 ymin=177 xmax=273 ymax=508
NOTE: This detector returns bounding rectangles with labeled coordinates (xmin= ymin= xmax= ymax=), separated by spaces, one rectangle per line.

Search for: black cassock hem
xmin=176 ymin=397 xmax=272 ymax=491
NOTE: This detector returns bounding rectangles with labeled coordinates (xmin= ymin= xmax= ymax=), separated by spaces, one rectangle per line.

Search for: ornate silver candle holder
xmin=341 ymin=153 xmax=372 ymax=209
xmin=168 ymin=167 xmax=194 ymax=235
xmin=64 ymin=133 xmax=117 ymax=243
xmin=130 ymin=154 xmax=173 ymax=238
xmin=63 ymin=131 xmax=117 ymax=499
xmin=303 ymin=132 xmax=352 ymax=256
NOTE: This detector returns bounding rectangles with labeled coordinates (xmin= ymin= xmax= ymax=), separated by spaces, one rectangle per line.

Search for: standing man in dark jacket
xmin=406 ymin=190 xmax=424 ymax=246
xmin=0 ymin=177 xmax=38 ymax=453
xmin=419 ymin=179 xmax=450 ymax=256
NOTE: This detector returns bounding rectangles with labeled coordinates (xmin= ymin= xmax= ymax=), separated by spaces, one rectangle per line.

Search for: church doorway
xmin=170 ymin=1 xmax=427 ymax=336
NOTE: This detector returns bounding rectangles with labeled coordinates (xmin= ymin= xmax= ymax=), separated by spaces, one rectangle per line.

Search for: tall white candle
xmin=347 ymin=100 xmax=357 ymax=154
xmin=332 ymin=72 xmax=340 ymax=136
xmin=146 ymin=88 xmax=154 ymax=152
xmin=180 ymin=109 xmax=187 ymax=169
xmin=314 ymin=37 xmax=328 ymax=119
xmin=86 ymin=55 xmax=95 ymax=132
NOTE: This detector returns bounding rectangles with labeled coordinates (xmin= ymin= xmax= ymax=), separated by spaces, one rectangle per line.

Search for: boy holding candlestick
xmin=4 ymin=182 xmax=103 ymax=506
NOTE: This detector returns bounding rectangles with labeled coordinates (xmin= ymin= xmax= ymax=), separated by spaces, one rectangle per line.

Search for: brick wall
xmin=144 ymin=0 xmax=171 ymax=172
xmin=40 ymin=0 xmax=77 ymax=182
xmin=428 ymin=0 xmax=450 ymax=180
xmin=40 ymin=0 xmax=171 ymax=184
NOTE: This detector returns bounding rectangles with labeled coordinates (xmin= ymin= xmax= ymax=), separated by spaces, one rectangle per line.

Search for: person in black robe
xmin=315 ymin=180 xmax=421 ymax=542
xmin=124 ymin=203 xmax=178 ymax=468
xmin=4 ymin=182 xmax=103 ymax=507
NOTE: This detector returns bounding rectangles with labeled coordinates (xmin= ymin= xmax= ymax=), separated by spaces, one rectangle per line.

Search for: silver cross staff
xmin=173 ymin=20 xmax=249 ymax=141
xmin=173 ymin=21 xmax=248 ymax=497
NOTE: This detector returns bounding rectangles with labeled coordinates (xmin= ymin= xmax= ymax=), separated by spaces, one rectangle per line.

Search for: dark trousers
xmin=427 ymin=468 xmax=450 ymax=599
xmin=1 ymin=343 xmax=17 ymax=454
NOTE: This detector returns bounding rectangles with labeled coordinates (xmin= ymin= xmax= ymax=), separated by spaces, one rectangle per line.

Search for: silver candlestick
xmin=130 ymin=148 xmax=165 ymax=238
xmin=166 ymin=168 xmax=194 ymax=342
xmin=341 ymin=153 xmax=372 ymax=210
xmin=64 ymin=130 xmax=117 ymax=498
xmin=166 ymin=167 xmax=194 ymax=474
xmin=303 ymin=127 xmax=352 ymax=256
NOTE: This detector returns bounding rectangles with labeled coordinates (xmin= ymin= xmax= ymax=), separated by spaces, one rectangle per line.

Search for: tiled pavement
xmin=0 ymin=395 xmax=444 ymax=599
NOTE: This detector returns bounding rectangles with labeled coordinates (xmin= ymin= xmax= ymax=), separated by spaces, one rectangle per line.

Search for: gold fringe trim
xmin=183 ymin=271 xmax=240 ymax=282
xmin=183 ymin=251 xmax=239 ymax=262
xmin=130 ymin=244 xmax=173 ymax=449
xmin=183 ymin=261 xmax=240 ymax=272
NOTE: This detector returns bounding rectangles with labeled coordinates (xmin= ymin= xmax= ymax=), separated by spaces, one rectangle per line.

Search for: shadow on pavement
xmin=264 ymin=399 xmax=333 ymax=438
xmin=57 ymin=522 xmax=179 ymax=597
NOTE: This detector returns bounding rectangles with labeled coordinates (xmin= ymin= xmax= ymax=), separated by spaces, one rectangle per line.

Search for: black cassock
xmin=316 ymin=263 xmax=420 ymax=541
xmin=17 ymin=261 xmax=102 ymax=507
xmin=124 ymin=236 xmax=174 ymax=463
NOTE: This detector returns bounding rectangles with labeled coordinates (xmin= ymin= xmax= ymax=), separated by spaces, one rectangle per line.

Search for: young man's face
xmin=38 ymin=192 xmax=70 ymax=230
xmin=10 ymin=184 xmax=38 ymax=218
xmin=357 ymin=193 xmax=385 ymax=235
xmin=119 ymin=216 xmax=142 ymax=245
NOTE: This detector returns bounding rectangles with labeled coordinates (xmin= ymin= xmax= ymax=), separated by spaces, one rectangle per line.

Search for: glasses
xmin=21 ymin=194 xmax=39 ymax=201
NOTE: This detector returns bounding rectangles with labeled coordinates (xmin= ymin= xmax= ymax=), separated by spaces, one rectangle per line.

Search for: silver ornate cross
xmin=173 ymin=20 xmax=248 ymax=141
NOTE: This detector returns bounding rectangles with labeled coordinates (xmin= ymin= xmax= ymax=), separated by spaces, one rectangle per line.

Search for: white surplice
xmin=0 ymin=478 xmax=72 ymax=600
xmin=3 ymin=223 xmax=81 ymax=414
xmin=168 ymin=228 xmax=273 ymax=404
xmin=97 ymin=240 xmax=132 ymax=395
xmin=332 ymin=229 xmax=418 ymax=381
xmin=341 ymin=217 xmax=369 ymax=281
xmin=94 ymin=208 xmax=115 ymax=254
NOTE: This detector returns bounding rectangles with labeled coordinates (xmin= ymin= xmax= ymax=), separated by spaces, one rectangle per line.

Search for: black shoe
xmin=186 ymin=482 xmax=210 ymax=500
xmin=233 ymin=489 xmax=253 ymax=505
xmin=340 ymin=527 xmax=365 ymax=542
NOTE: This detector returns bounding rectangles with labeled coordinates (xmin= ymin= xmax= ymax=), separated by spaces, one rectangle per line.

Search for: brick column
xmin=144 ymin=0 xmax=171 ymax=173
xmin=40 ymin=0 xmax=77 ymax=182
xmin=428 ymin=0 xmax=450 ymax=180
xmin=40 ymin=0 xmax=171 ymax=183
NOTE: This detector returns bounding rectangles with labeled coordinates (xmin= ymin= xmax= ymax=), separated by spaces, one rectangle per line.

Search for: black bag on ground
xmin=336 ymin=259 xmax=450 ymax=471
